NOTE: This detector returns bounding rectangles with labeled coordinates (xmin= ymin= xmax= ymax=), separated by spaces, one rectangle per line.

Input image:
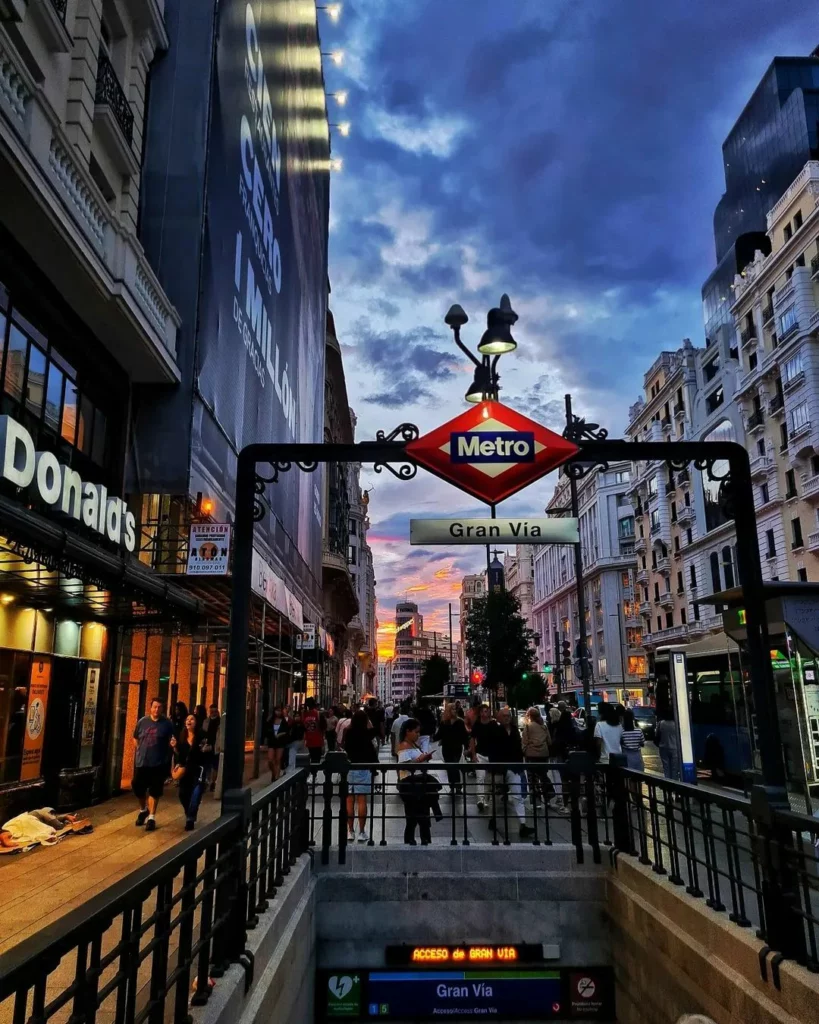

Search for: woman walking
xmin=396 ymin=718 xmax=437 ymax=845
xmin=620 ymin=709 xmax=646 ymax=770
xmin=264 ymin=706 xmax=290 ymax=781
xmin=521 ymin=706 xmax=552 ymax=802
xmin=171 ymin=714 xmax=209 ymax=830
xmin=655 ymin=709 xmax=679 ymax=780
xmin=343 ymin=710 xmax=378 ymax=842
xmin=434 ymin=702 xmax=469 ymax=793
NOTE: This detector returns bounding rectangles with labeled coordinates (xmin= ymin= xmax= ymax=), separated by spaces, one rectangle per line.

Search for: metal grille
xmin=95 ymin=50 xmax=134 ymax=146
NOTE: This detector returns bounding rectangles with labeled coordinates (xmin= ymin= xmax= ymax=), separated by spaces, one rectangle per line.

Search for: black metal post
xmin=565 ymin=395 xmax=592 ymax=719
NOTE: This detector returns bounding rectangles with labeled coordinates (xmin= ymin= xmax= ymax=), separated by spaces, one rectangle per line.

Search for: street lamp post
xmin=444 ymin=296 xmax=519 ymax=702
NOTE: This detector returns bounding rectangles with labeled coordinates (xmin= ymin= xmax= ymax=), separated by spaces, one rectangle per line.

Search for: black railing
xmin=0 ymin=770 xmax=309 ymax=1024
xmin=307 ymin=755 xmax=605 ymax=862
xmin=762 ymin=304 xmax=775 ymax=325
xmin=746 ymin=409 xmax=765 ymax=430
xmin=50 ymin=0 xmax=67 ymax=20
xmin=811 ymin=253 xmax=819 ymax=278
xmin=740 ymin=326 xmax=756 ymax=345
xmin=614 ymin=768 xmax=819 ymax=972
xmin=95 ymin=50 xmax=134 ymax=146
xmin=769 ymin=392 xmax=784 ymax=414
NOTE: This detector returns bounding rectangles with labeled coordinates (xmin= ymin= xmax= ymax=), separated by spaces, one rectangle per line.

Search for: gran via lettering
xmin=449 ymin=521 xmax=544 ymax=538
xmin=450 ymin=431 xmax=535 ymax=463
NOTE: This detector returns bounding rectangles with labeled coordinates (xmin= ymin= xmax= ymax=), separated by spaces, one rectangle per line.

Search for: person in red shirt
xmin=302 ymin=698 xmax=326 ymax=763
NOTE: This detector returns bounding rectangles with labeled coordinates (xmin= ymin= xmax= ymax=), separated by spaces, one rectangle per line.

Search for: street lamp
xmin=331 ymin=121 xmax=351 ymax=136
xmin=445 ymin=294 xmax=518 ymax=405
xmin=322 ymin=49 xmax=344 ymax=65
xmin=330 ymin=90 xmax=349 ymax=106
xmin=318 ymin=3 xmax=342 ymax=20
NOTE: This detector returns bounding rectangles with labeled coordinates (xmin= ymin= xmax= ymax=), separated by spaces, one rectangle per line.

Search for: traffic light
xmin=521 ymin=672 xmax=529 ymax=680
xmin=542 ymin=662 xmax=553 ymax=674
xmin=561 ymin=638 xmax=572 ymax=666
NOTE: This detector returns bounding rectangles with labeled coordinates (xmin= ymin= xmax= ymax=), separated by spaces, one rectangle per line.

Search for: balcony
xmin=638 ymin=601 xmax=652 ymax=616
xmin=769 ymin=392 xmax=784 ymax=415
xmin=659 ymin=591 xmax=674 ymax=609
xmin=749 ymin=454 xmax=773 ymax=478
xmin=801 ymin=474 xmax=819 ymax=502
xmin=635 ymin=568 xmax=649 ymax=585
xmin=656 ymin=556 xmax=671 ymax=575
xmin=645 ymin=624 xmax=688 ymax=645
xmin=762 ymin=303 xmax=775 ymax=326
xmin=779 ymin=320 xmax=799 ymax=345
xmin=740 ymin=326 xmax=757 ymax=346
xmin=774 ymin=280 xmax=795 ymax=308
xmin=661 ymin=416 xmax=672 ymax=433
xmin=676 ymin=503 xmax=693 ymax=524
xmin=677 ymin=467 xmax=689 ymax=484
xmin=650 ymin=521 xmax=661 ymax=537
xmin=673 ymin=401 xmax=685 ymax=418
xmin=634 ymin=535 xmax=646 ymax=554
xmin=745 ymin=409 xmax=765 ymax=431
xmin=783 ymin=370 xmax=804 ymax=393
xmin=808 ymin=531 xmax=819 ymax=553
xmin=94 ymin=51 xmax=139 ymax=177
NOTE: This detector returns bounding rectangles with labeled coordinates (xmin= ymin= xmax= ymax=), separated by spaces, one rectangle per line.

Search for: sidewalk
xmin=0 ymin=755 xmax=273 ymax=956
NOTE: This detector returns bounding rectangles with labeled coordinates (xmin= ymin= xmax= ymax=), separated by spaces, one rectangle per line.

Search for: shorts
xmin=133 ymin=765 xmax=166 ymax=800
xmin=348 ymin=768 xmax=374 ymax=794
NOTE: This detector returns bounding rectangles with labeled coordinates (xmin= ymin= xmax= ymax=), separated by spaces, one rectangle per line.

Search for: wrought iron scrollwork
xmin=253 ymin=462 xmax=321 ymax=521
xmin=375 ymin=423 xmax=420 ymax=443
xmin=563 ymin=459 xmax=609 ymax=481
xmin=373 ymin=461 xmax=418 ymax=481
xmin=562 ymin=415 xmax=609 ymax=444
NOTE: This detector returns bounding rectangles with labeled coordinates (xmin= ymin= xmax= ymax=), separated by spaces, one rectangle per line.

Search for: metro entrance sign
xmin=405 ymin=400 xmax=579 ymax=505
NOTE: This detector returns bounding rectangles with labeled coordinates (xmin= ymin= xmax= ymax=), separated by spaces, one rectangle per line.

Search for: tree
xmin=464 ymin=591 xmax=539 ymax=696
xmin=508 ymin=671 xmax=547 ymax=710
xmin=418 ymin=653 xmax=450 ymax=697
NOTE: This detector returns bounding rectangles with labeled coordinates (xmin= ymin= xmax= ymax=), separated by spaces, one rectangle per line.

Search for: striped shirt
xmin=621 ymin=728 xmax=645 ymax=751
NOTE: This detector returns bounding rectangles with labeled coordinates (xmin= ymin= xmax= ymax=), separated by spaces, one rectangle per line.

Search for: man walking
xmin=489 ymin=707 xmax=534 ymax=839
xmin=133 ymin=698 xmax=175 ymax=831
xmin=469 ymin=704 xmax=497 ymax=813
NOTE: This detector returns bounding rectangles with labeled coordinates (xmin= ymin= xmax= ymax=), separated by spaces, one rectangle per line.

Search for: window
xmin=765 ymin=529 xmax=776 ymax=558
xmin=650 ymin=508 xmax=660 ymax=530
xmin=627 ymin=655 xmax=647 ymax=676
xmin=782 ymin=351 xmax=803 ymax=383
xmin=622 ymin=571 xmax=630 ymax=588
xmin=680 ymin=608 xmax=687 ymax=625
xmin=760 ymin=482 xmax=770 ymax=504
xmin=703 ymin=358 xmax=719 ymax=382
xmin=676 ymin=571 xmax=683 ymax=593
xmin=674 ymin=535 xmax=680 ymax=552
xmin=794 ymin=210 xmax=803 ymax=230
xmin=44 ymin=361 xmax=63 ymax=433
xmin=4 ymin=323 xmax=25 ymax=402
xmin=651 ymin=552 xmax=657 ymax=570
xmin=647 ymin=476 xmax=658 ymax=497
xmin=785 ymin=469 xmax=797 ymax=499
xmin=686 ymin=527 xmax=693 ymax=545
xmin=784 ymin=222 xmax=793 ymax=241
xmin=618 ymin=516 xmax=634 ymax=539
xmin=665 ymin=611 xmax=673 ymax=628
xmin=671 ymin=501 xmax=677 ymax=522
xmin=798 ymin=567 xmax=808 ymax=582
xmin=614 ymin=470 xmax=630 ymax=483
xmin=796 ymin=253 xmax=806 ymax=268
xmin=756 ymin=438 xmax=765 ymax=456
xmin=654 ymin=582 xmax=660 ymax=600
xmin=790 ymin=401 xmax=809 ymax=434
xmin=710 ymin=552 xmax=721 ymax=594
xmin=705 ymin=386 xmax=724 ymax=414
xmin=25 ymin=343 xmax=46 ymax=416
xmin=689 ymin=565 xmax=697 ymax=589
xmin=780 ymin=423 xmax=789 ymax=450
xmin=791 ymin=517 xmax=804 ymax=550
xmin=347 ymin=545 xmax=356 ymax=565
xmin=721 ymin=545 xmax=735 ymax=589
xmin=748 ymin=351 xmax=758 ymax=371
xmin=657 ymin=616 xmax=662 ymax=631
xmin=778 ymin=306 xmax=797 ymax=336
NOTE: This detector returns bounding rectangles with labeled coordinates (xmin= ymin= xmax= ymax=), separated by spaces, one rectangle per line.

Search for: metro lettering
xmin=451 ymin=431 xmax=535 ymax=463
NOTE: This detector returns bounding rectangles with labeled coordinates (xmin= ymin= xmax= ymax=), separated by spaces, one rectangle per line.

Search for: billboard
xmin=195 ymin=0 xmax=329 ymax=594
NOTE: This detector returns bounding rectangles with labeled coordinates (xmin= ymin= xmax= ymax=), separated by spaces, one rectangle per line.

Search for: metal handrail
xmin=95 ymin=50 xmax=134 ymax=146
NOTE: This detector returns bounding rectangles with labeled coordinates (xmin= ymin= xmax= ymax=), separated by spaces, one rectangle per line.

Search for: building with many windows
xmin=504 ymin=547 xmax=535 ymax=639
xmin=458 ymin=572 xmax=485 ymax=681
xmin=532 ymin=461 xmax=644 ymax=699
xmin=730 ymin=159 xmax=819 ymax=579
xmin=376 ymin=658 xmax=392 ymax=705
xmin=391 ymin=602 xmax=423 ymax=704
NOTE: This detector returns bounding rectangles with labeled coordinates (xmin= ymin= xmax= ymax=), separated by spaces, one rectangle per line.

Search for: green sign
xmin=327 ymin=974 xmax=361 ymax=1018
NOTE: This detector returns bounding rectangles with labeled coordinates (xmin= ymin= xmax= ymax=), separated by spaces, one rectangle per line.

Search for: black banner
xmin=196 ymin=0 xmax=329 ymax=589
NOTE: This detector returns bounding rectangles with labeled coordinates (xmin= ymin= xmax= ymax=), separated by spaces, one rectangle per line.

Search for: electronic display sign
xmin=385 ymin=944 xmax=544 ymax=966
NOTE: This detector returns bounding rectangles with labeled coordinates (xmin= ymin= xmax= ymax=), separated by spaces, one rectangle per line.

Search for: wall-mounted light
xmin=0 ymin=594 xmax=14 ymax=605
xmin=331 ymin=121 xmax=351 ymax=136
xmin=322 ymin=49 xmax=344 ymax=66
xmin=330 ymin=157 xmax=343 ymax=172
xmin=201 ymin=497 xmax=214 ymax=515
xmin=331 ymin=90 xmax=348 ymax=106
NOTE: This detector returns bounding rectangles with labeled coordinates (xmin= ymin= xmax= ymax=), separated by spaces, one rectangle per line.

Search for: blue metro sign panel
xmin=406 ymin=401 xmax=578 ymax=505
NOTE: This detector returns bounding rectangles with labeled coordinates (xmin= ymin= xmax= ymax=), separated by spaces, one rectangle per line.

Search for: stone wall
xmin=608 ymin=853 xmax=819 ymax=1024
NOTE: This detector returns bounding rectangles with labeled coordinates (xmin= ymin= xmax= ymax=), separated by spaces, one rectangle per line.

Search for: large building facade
xmin=504 ymin=547 xmax=535 ymax=638
xmin=458 ymin=572 xmax=485 ymax=680
xmin=730 ymin=160 xmax=819 ymax=579
xmin=532 ymin=461 xmax=644 ymax=700
xmin=391 ymin=602 xmax=423 ymax=705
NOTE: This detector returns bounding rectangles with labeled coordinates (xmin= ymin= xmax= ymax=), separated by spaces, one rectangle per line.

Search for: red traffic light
xmin=471 ymin=670 xmax=484 ymax=684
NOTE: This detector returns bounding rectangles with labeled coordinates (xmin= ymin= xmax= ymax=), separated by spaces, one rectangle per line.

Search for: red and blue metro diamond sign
xmin=405 ymin=400 xmax=579 ymax=505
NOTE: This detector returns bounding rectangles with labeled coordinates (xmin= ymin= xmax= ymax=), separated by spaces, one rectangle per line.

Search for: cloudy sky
xmin=318 ymin=0 xmax=817 ymax=656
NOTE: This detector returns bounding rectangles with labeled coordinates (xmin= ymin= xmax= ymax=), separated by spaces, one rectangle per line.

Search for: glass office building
xmin=703 ymin=53 xmax=819 ymax=340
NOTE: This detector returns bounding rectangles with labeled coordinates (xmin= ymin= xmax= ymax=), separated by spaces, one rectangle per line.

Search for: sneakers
xmin=135 ymin=809 xmax=149 ymax=827
xmin=357 ymin=829 xmax=368 ymax=843
xmin=145 ymin=817 xmax=156 ymax=832
xmin=519 ymin=824 xmax=535 ymax=839
xmin=185 ymin=819 xmax=195 ymax=831
xmin=347 ymin=829 xmax=355 ymax=843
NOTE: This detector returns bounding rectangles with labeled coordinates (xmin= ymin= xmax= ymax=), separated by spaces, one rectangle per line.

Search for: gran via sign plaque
xmin=405 ymin=400 xmax=578 ymax=505
xmin=410 ymin=517 xmax=579 ymax=545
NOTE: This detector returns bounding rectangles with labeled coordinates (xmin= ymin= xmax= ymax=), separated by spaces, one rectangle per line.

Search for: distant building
xmin=505 ymin=547 xmax=535 ymax=637
xmin=459 ymin=573 xmax=486 ymax=680
xmin=532 ymin=461 xmax=643 ymax=698
xmin=421 ymin=631 xmax=463 ymax=686
xmin=391 ymin=602 xmax=423 ymax=704
xmin=377 ymin=658 xmax=393 ymax=704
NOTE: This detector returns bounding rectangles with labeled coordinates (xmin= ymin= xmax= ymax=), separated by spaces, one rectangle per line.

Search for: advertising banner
xmin=21 ymin=658 xmax=51 ymax=781
xmin=79 ymin=664 xmax=100 ymax=768
xmin=196 ymin=0 xmax=329 ymax=595
xmin=296 ymin=623 xmax=316 ymax=650
xmin=187 ymin=524 xmax=232 ymax=575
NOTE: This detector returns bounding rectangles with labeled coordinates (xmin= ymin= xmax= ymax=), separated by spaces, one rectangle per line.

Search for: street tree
xmin=464 ymin=591 xmax=539 ymax=697
xmin=418 ymin=653 xmax=450 ymax=697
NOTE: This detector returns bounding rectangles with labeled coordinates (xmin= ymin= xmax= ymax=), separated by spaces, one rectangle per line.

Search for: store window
xmin=627 ymin=655 xmax=647 ymax=676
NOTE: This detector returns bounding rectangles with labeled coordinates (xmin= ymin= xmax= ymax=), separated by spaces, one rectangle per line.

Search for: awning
xmin=0 ymin=494 xmax=201 ymax=622
xmin=655 ymin=632 xmax=742 ymax=660
xmin=696 ymin=582 xmax=819 ymax=607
